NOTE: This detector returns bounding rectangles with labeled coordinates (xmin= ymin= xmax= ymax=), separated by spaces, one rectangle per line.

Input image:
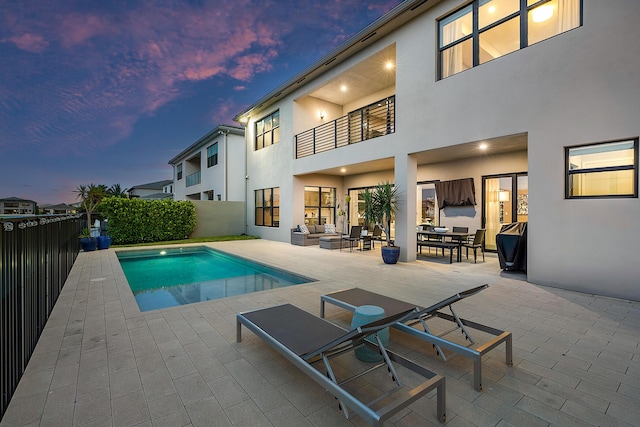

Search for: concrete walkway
xmin=2 ymin=239 xmax=639 ymax=426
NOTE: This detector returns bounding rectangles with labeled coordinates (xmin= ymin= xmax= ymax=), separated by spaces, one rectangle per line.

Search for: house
xmin=41 ymin=204 xmax=77 ymax=214
xmin=0 ymin=197 xmax=37 ymax=215
xmin=234 ymin=0 xmax=640 ymax=301
xmin=126 ymin=180 xmax=174 ymax=199
xmin=169 ymin=125 xmax=245 ymax=201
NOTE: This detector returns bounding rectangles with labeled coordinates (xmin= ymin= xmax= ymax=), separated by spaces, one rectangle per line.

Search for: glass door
xmin=483 ymin=173 xmax=528 ymax=251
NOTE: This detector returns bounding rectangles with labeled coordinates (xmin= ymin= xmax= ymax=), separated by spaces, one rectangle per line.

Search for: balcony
xmin=295 ymin=96 xmax=395 ymax=159
xmin=186 ymin=171 xmax=201 ymax=187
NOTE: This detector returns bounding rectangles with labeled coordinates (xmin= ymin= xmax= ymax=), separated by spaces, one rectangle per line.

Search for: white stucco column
xmin=395 ymin=154 xmax=417 ymax=262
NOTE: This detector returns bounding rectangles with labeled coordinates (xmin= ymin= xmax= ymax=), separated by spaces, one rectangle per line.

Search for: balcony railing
xmin=295 ymin=96 xmax=395 ymax=159
xmin=186 ymin=171 xmax=201 ymax=187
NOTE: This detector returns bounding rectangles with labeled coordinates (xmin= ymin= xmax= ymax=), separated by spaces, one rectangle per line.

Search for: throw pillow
xmin=299 ymin=224 xmax=310 ymax=234
xmin=325 ymin=224 xmax=336 ymax=234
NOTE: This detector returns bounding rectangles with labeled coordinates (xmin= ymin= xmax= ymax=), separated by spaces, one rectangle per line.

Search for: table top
xmin=418 ymin=230 xmax=472 ymax=238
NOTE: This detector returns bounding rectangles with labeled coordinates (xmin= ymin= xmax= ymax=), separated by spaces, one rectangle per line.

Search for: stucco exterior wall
xmin=190 ymin=201 xmax=245 ymax=237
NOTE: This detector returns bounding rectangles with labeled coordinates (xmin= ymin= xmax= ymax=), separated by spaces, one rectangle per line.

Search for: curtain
xmin=485 ymin=179 xmax=501 ymax=250
xmin=558 ymin=0 xmax=580 ymax=32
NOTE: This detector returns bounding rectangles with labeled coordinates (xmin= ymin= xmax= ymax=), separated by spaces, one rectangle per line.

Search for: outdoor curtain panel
xmin=435 ymin=178 xmax=476 ymax=209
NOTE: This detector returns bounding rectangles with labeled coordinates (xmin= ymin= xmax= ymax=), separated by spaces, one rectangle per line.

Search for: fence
xmin=0 ymin=214 xmax=83 ymax=419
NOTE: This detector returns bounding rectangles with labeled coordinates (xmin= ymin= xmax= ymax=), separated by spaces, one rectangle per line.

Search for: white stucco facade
xmin=236 ymin=0 xmax=640 ymax=301
xmin=169 ymin=125 xmax=246 ymax=202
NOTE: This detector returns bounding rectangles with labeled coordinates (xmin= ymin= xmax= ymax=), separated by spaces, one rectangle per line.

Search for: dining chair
xmin=463 ymin=229 xmax=486 ymax=263
xmin=448 ymin=226 xmax=469 ymax=244
xmin=341 ymin=225 xmax=362 ymax=252
xmin=371 ymin=225 xmax=383 ymax=249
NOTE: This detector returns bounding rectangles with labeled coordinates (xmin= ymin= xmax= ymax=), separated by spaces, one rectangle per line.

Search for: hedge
xmin=99 ymin=198 xmax=196 ymax=244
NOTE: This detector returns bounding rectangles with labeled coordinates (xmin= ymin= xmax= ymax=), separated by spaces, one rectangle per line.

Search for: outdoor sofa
xmin=291 ymin=224 xmax=340 ymax=246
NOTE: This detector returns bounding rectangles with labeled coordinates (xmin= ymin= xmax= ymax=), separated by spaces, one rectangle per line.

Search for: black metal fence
xmin=0 ymin=214 xmax=83 ymax=419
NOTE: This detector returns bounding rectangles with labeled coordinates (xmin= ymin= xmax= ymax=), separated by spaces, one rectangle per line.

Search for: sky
xmin=0 ymin=0 xmax=404 ymax=206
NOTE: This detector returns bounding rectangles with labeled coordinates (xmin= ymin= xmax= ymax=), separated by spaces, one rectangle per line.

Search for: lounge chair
xmin=320 ymin=284 xmax=512 ymax=391
xmin=237 ymin=304 xmax=446 ymax=425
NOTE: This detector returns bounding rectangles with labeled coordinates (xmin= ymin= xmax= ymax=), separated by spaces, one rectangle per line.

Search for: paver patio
xmin=2 ymin=239 xmax=639 ymax=426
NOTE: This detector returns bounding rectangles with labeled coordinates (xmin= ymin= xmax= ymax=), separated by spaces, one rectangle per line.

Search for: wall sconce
xmin=319 ymin=110 xmax=325 ymax=120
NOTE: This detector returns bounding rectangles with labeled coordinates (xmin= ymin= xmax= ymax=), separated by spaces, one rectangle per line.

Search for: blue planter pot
xmin=80 ymin=237 xmax=97 ymax=252
xmin=381 ymin=246 xmax=400 ymax=264
xmin=97 ymin=235 xmax=112 ymax=250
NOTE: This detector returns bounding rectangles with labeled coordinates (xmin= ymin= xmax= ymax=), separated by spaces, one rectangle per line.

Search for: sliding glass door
xmin=483 ymin=173 xmax=528 ymax=251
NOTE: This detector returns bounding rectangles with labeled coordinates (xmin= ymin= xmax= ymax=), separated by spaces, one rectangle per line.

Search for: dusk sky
xmin=1 ymin=0 xmax=403 ymax=205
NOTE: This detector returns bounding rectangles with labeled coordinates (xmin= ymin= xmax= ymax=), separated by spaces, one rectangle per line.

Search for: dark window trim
xmin=176 ymin=163 xmax=183 ymax=180
xmin=304 ymin=186 xmax=336 ymax=225
xmin=255 ymin=187 xmax=280 ymax=227
xmin=207 ymin=143 xmax=218 ymax=168
xmin=565 ymin=137 xmax=639 ymax=199
xmin=255 ymin=110 xmax=280 ymax=151
xmin=437 ymin=0 xmax=584 ymax=80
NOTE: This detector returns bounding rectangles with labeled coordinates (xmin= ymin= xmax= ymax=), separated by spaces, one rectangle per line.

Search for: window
xmin=255 ymin=110 xmax=280 ymax=150
xmin=566 ymin=138 xmax=638 ymax=198
xmin=304 ymin=186 xmax=336 ymax=226
xmin=438 ymin=0 xmax=582 ymax=79
xmin=255 ymin=187 xmax=280 ymax=227
xmin=207 ymin=143 xmax=218 ymax=167
xmin=176 ymin=163 xmax=183 ymax=180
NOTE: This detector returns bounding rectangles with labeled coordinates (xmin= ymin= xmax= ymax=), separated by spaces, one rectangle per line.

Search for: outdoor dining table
xmin=417 ymin=230 xmax=473 ymax=262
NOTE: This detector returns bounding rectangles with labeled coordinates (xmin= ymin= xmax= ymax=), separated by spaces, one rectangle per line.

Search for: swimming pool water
xmin=117 ymin=246 xmax=314 ymax=311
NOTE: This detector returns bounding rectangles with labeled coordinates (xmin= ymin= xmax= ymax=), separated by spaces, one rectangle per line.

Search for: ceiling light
xmin=479 ymin=142 xmax=488 ymax=150
xmin=340 ymin=168 xmax=346 ymax=173
xmin=532 ymin=4 xmax=554 ymax=23
xmin=385 ymin=61 xmax=394 ymax=70
xmin=340 ymin=85 xmax=347 ymax=92
xmin=488 ymin=5 xmax=496 ymax=13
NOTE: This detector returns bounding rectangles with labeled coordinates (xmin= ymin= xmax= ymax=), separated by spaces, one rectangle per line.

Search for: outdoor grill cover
xmin=496 ymin=222 xmax=527 ymax=272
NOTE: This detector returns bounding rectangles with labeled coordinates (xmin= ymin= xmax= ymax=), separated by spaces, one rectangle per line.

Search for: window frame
xmin=207 ymin=143 xmax=218 ymax=167
xmin=176 ymin=163 xmax=183 ymax=180
xmin=565 ymin=137 xmax=639 ymax=199
xmin=255 ymin=110 xmax=280 ymax=150
xmin=437 ymin=0 xmax=583 ymax=80
xmin=304 ymin=186 xmax=336 ymax=226
xmin=255 ymin=187 xmax=280 ymax=227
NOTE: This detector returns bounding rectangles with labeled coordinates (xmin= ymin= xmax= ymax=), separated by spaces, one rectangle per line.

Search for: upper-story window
xmin=207 ymin=143 xmax=218 ymax=167
xmin=255 ymin=110 xmax=280 ymax=150
xmin=566 ymin=138 xmax=638 ymax=199
xmin=176 ymin=163 xmax=183 ymax=180
xmin=438 ymin=0 xmax=582 ymax=79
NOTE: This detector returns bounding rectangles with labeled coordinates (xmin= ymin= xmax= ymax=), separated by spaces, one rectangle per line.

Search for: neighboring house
xmin=127 ymin=180 xmax=173 ymax=199
xmin=169 ymin=125 xmax=245 ymax=201
xmin=234 ymin=0 xmax=640 ymax=301
xmin=0 ymin=197 xmax=36 ymax=215
xmin=41 ymin=204 xmax=77 ymax=214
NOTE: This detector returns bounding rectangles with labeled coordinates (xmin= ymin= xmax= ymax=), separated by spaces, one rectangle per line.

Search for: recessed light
xmin=479 ymin=143 xmax=488 ymax=150
xmin=340 ymin=168 xmax=346 ymax=173
xmin=340 ymin=85 xmax=347 ymax=92
xmin=385 ymin=61 xmax=394 ymax=70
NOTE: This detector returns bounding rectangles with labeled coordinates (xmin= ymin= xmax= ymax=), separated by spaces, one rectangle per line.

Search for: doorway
xmin=483 ymin=173 xmax=528 ymax=251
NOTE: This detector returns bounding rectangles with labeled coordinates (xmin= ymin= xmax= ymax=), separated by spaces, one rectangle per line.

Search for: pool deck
xmin=2 ymin=239 xmax=639 ymax=426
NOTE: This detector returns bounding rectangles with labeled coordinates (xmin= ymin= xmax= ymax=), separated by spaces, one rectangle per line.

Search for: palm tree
xmin=364 ymin=181 xmax=401 ymax=247
xmin=75 ymin=183 xmax=107 ymax=229
xmin=107 ymin=183 xmax=128 ymax=198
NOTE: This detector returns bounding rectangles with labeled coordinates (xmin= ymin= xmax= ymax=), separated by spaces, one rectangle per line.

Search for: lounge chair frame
xmin=320 ymin=284 xmax=513 ymax=391
xmin=237 ymin=304 xmax=446 ymax=425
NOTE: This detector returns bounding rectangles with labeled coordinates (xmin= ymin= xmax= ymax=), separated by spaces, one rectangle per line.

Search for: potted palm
xmin=75 ymin=183 xmax=107 ymax=250
xmin=364 ymin=181 xmax=401 ymax=264
xmin=79 ymin=228 xmax=97 ymax=252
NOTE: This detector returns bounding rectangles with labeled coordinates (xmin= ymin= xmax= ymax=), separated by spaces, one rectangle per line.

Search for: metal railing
xmin=295 ymin=96 xmax=395 ymax=159
xmin=186 ymin=171 xmax=201 ymax=187
xmin=0 ymin=214 xmax=83 ymax=420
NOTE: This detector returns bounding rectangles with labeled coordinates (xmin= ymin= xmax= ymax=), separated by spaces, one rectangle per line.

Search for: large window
xmin=255 ymin=110 xmax=280 ymax=150
xmin=438 ymin=0 xmax=582 ymax=79
xmin=255 ymin=188 xmax=280 ymax=227
xmin=176 ymin=163 xmax=182 ymax=180
xmin=207 ymin=143 xmax=218 ymax=167
xmin=304 ymin=186 xmax=335 ymax=226
xmin=566 ymin=138 xmax=638 ymax=198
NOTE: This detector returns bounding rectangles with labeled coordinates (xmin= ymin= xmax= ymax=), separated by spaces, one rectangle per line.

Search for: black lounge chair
xmin=320 ymin=285 xmax=513 ymax=391
xmin=237 ymin=304 xmax=446 ymax=425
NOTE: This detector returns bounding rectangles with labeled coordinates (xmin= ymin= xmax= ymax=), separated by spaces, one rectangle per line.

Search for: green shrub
xmin=99 ymin=198 xmax=196 ymax=244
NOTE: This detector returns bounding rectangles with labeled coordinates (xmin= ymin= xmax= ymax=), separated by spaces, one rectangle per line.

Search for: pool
xmin=117 ymin=246 xmax=315 ymax=311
